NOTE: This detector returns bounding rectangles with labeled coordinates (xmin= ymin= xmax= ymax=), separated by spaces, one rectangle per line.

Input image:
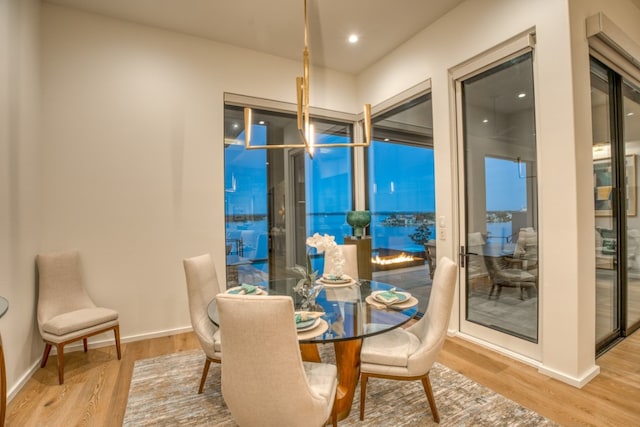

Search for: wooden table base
xmin=300 ymin=339 xmax=363 ymax=421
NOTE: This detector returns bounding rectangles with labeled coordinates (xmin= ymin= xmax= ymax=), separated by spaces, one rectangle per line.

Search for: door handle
xmin=458 ymin=245 xmax=479 ymax=268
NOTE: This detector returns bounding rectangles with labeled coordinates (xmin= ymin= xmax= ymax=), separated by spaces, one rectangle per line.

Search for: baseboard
xmin=7 ymin=325 xmax=194 ymax=404
xmin=454 ymin=332 xmax=543 ymax=369
xmin=59 ymin=325 xmax=194 ymax=353
xmin=7 ymin=359 xmax=41 ymax=403
xmin=538 ymin=364 xmax=601 ymax=388
xmin=452 ymin=332 xmax=601 ymax=388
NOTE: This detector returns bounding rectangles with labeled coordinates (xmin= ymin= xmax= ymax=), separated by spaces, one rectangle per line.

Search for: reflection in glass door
xmin=458 ymin=52 xmax=539 ymax=347
xmin=591 ymin=57 xmax=640 ymax=353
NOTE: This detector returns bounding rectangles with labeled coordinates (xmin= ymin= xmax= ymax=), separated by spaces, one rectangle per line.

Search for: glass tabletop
xmin=207 ymin=279 xmax=421 ymax=343
xmin=0 ymin=296 xmax=7 ymax=318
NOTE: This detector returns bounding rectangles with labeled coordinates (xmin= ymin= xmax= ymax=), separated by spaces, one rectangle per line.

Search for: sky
xmin=225 ymin=128 xmax=526 ymax=217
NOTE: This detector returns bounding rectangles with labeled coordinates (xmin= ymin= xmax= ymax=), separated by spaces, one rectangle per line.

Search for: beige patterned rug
xmin=123 ymin=347 xmax=556 ymax=426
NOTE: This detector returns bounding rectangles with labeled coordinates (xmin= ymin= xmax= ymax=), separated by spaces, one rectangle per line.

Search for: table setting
xmin=365 ymin=287 xmax=418 ymax=310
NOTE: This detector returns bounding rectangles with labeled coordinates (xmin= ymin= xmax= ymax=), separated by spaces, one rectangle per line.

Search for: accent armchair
xmin=359 ymin=256 xmax=457 ymax=422
xmin=183 ymin=253 xmax=222 ymax=393
xmin=36 ymin=250 xmax=121 ymax=385
xmin=216 ymin=293 xmax=338 ymax=427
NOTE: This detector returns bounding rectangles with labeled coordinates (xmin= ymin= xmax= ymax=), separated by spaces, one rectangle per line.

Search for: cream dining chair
xmin=216 ymin=293 xmax=338 ymax=427
xmin=323 ymin=244 xmax=359 ymax=279
xmin=36 ymin=250 xmax=121 ymax=385
xmin=359 ymin=256 xmax=458 ymax=422
xmin=183 ymin=253 xmax=222 ymax=393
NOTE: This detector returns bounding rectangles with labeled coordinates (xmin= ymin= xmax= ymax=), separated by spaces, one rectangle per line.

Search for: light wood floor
xmin=6 ymin=331 xmax=640 ymax=426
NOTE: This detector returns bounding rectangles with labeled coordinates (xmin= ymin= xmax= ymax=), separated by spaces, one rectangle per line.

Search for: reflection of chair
xmin=36 ymin=250 xmax=121 ymax=385
xmin=183 ymin=253 xmax=222 ymax=393
xmin=359 ymin=257 xmax=458 ymax=422
xmin=217 ymin=294 xmax=338 ymax=427
xmin=484 ymin=255 xmax=536 ymax=300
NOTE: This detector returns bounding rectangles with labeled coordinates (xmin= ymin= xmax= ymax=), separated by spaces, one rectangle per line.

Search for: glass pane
xmin=367 ymin=94 xmax=435 ymax=311
xmin=623 ymin=77 xmax=640 ymax=329
xmin=462 ymin=52 xmax=539 ymax=342
xmin=591 ymin=59 xmax=618 ymax=344
xmin=224 ymin=105 xmax=353 ymax=285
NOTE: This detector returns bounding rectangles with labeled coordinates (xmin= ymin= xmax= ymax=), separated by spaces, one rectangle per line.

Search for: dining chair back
xmin=359 ymin=256 xmax=458 ymax=422
xmin=216 ymin=294 xmax=338 ymax=427
xmin=183 ymin=253 xmax=222 ymax=393
xmin=36 ymin=250 xmax=121 ymax=385
xmin=323 ymin=244 xmax=359 ymax=279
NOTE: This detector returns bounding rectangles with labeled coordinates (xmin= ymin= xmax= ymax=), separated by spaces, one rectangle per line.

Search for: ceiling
xmin=44 ymin=0 xmax=466 ymax=75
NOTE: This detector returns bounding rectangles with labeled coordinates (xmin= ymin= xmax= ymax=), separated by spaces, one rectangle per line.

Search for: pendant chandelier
xmin=243 ymin=0 xmax=372 ymax=158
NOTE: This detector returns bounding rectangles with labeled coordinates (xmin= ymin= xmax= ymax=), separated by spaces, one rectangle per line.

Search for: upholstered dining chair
xmin=216 ymin=293 xmax=338 ymax=427
xmin=359 ymin=256 xmax=458 ymax=423
xmin=36 ymin=250 xmax=121 ymax=385
xmin=183 ymin=253 xmax=222 ymax=394
xmin=323 ymin=244 xmax=359 ymax=279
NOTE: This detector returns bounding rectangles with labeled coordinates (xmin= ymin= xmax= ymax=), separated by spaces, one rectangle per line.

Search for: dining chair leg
xmin=198 ymin=358 xmax=212 ymax=394
xmin=421 ymin=374 xmax=439 ymax=423
xmin=40 ymin=344 xmax=52 ymax=368
xmin=331 ymin=403 xmax=337 ymax=427
xmin=359 ymin=373 xmax=368 ymax=420
xmin=113 ymin=326 xmax=122 ymax=359
xmin=83 ymin=338 xmax=88 ymax=353
xmin=56 ymin=343 xmax=65 ymax=385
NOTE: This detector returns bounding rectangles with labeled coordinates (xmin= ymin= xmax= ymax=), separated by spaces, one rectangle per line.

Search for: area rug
xmin=123 ymin=347 xmax=556 ymax=426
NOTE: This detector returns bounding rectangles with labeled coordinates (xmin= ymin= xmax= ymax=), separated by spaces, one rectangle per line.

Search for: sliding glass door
xmin=591 ymin=57 xmax=640 ymax=353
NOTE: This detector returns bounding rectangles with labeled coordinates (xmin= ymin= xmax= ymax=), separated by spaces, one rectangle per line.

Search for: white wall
xmin=39 ymin=4 xmax=357 ymax=349
xmin=0 ymin=0 xmax=42 ymax=398
xmin=355 ymin=0 xmax=638 ymax=385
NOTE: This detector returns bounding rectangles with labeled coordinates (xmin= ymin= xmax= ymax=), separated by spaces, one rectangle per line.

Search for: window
xmin=224 ymin=104 xmax=353 ymax=285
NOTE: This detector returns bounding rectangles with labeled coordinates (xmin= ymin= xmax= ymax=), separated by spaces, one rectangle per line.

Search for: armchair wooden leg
xmin=113 ymin=325 xmax=122 ymax=360
xmin=40 ymin=344 xmax=52 ymax=368
xmin=359 ymin=373 xmax=368 ymax=421
xmin=198 ymin=358 xmax=212 ymax=394
xmin=83 ymin=338 xmax=88 ymax=353
xmin=421 ymin=374 xmax=439 ymax=423
xmin=56 ymin=344 xmax=65 ymax=385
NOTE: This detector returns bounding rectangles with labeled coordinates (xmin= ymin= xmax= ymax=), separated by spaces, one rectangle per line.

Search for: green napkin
xmin=240 ymin=283 xmax=257 ymax=294
xmin=228 ymin=283 xmax=258 ymax=294
xmin=376 ymin=288 xmax=406 ymax=305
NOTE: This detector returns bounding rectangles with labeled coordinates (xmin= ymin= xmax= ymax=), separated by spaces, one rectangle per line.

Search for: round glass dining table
xmin=207 ymin=279 xmax=422 ymax=420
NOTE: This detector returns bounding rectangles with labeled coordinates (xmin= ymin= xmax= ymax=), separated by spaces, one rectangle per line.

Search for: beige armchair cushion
xmin=360 ymin=328 xmax=420 ymax=368
xmin=42 ymin=307 xmax=118 ymax=336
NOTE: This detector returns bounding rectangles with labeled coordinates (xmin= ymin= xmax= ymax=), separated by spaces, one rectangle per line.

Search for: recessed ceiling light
xmin=482 ymin=119 xmax=489 ymax=123
xmin=518 ymin=92 xmax=526 ymax=98
xmin=348 ymin=34 xmax=359 ymax=44
xmin=232 ymin=123 xmax=238 ymax=129
xmin=258 ymin=120 xmax=265 ymax=125
xmin=627 ymin=112 xmax=635 ymax=117
xmin=384 ymin=138 xmax=390 ymax=142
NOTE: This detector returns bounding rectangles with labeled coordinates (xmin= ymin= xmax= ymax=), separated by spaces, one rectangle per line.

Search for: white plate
xmin=320 ymin=274 xmax=352 ymax=284
xmin=296 ymin=317 xmax=321 ymax=332
xmin=317 ymin=278 xmax=358 ymax=287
